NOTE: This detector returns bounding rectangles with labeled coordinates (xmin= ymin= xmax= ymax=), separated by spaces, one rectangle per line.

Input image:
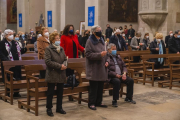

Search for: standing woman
xmin=37 ymin=27 xmax=50 ymax=59
xmin=85 ymin=25 xmax=109 ymax=110
xmin=60 ymin=24 xmax=84 ymax=75
xmin=81 ymin=30 xmax=90 ymax=48
xmin=143 ymin=33 xmax=150 ymax=50
xmin=45 ymin=32 xmax=67 ymax=117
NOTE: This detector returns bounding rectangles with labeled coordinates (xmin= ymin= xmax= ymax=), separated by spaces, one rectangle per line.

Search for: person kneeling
xmin=107 ymin=43 xmax=136 ymax=107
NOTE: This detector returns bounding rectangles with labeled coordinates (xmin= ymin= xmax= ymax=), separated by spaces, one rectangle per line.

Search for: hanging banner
xmin=88 ymin=6 xmax=95 ymax=26
xmin=19 ymin=13 xmax=22 ymax=27
xmin=47 ymin=11 xmax=52 ymax=27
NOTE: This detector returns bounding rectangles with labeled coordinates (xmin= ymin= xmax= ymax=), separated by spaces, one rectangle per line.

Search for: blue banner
xmin=47 ymin=11 xmax=52 ymax=27
xmin=88 ymin=6 xmax=95 ymax=26
xmin=19 ymin=13 xmax=22 ymax=27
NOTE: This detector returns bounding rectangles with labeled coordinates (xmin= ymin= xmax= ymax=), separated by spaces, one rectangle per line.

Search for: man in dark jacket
xmin=165 ymin=31 xmax=173 ymax=48
xmin=105 ymin=24 xmax=113 ymax=39
xmin=149 ymin=33 xmax=166 ymax=69
xmin=107 ymin=43 xmax=136 ymax=107
xmin=75 ymin=30 xmax=82 ymax=45
xmin=168 ymin=30 xmax=180 ymax=54
xmin=109 ymin=29 xmax=128 ymax=51
xmin=28 ymin=29 xmax=36 ymax=44
xmin=127 ymin=24 xmax=135 ymax=44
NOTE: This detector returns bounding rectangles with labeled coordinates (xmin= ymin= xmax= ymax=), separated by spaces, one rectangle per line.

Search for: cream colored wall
xmin=17 ymin=0 xmax=45 ymax=33
xmin=0 ymin=0 xmax=7 ymax=31
xmin=65 ymin=0 xmax=85 ymax=31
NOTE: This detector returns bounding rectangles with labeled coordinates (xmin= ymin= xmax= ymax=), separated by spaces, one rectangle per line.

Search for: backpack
xmin=64 ymin=74 xmax=79 ymax=90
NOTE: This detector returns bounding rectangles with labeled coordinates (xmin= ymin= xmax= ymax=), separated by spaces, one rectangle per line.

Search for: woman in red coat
xmin=60 ymin=24 xmax=84 ymax=58
xmin=60 ymin=24 xmax=85 ymax=76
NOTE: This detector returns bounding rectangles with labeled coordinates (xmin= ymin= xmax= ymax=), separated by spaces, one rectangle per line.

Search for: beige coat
xmin=37 ymin=36 xmax=50 ymax=59
xmin=45 ymin=44 xmax=67 ymax=83
xmin=130 ymin=37 xmax=144 ymax=51
xmin=85 ymin=34 xmax=108 ymax=81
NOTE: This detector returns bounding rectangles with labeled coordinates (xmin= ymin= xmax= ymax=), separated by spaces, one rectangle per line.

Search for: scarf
xmin=53 ymin=44 xmax=61 ymax=53
xmin=5 ymin=42 xmax=22 ymax=61
xmin=158 ymin=41 xmax=163 ymax=64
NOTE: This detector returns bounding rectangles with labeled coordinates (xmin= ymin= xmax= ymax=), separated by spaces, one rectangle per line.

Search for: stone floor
xmin=0 ymin=82 xmax=180 ymax=120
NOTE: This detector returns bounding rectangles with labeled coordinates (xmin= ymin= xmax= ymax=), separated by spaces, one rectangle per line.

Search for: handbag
xmin=64 ymin=74 xmax=79 ymax=90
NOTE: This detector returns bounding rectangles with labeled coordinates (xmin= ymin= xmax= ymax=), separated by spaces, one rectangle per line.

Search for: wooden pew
xmin=158 ymin=56 xmax=180 ymax=88
xmin=0 ymin=60 xmax=45 ymax=105
xmin=21 ymin=53 xmax=38 ymax=57
xmin=141 ymin=54 xmax=180 ymax=86
xmin=26 ymin=44 xmax=34 ymax=51
xmin=17 ymin=59 xmax=134 ymax=116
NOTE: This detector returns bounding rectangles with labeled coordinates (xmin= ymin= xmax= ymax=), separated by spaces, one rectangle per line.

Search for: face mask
xmin=111 ymin=50 xmax=117 ymax=56
xmin=22 ymin=34 xmax=25 ymax=37
xmin=86 ymin=34 xmax=89 ymax=36
xmin=177 ymin=35 xmax=180 ymax=38
xmin=170 ymin=33 xmax=173 ymax=37
xmin=95 ymin=31 xmax=102 ymax=37
xmin=136 ymin=37 xmax=140 ymax=39
xmin=44 ymin=32 xmax=49 ymax=37
xmin=31 ymin=31 xmax=33 ymax=33
xmin=122 ymin=34 xmax=125 ymax=37
xmin=76 ymin=33 xmax=80 ymax=35
xmin=54 ymin=41 xmax=60 ymax=46
xmin=69 ymin=30 xmax=74 ymax=34
xmin=8 ymin=35 xmax=14 ymax=41
xmin=157 ymin=39 xmax=161 ymax=42
xmin=15 ymin=37 xmax=19 ymax=41
xmin=146 ymin=36 xmax=149 ymax=39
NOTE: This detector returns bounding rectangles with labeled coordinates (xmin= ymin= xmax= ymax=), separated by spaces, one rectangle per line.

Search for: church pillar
xmin=0 ymin=0 xmax=7 ymax=31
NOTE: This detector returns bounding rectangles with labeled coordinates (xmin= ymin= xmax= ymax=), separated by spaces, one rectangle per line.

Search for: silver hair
xmin=91 ymin=25 xmax=101 ymax=33
xmin=4 ymin=29 xmax=13 ymax=36
xmin=107 ymin=43 xmax=116 ymax=50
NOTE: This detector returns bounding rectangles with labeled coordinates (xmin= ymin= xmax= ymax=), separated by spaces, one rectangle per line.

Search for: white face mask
xmin=170 ymin=33 xmax=173 ymax=36
xmin=157 ymin=39 xmax=161 ymax=43
xmin=44 ymin=32 xmax=49 ymax=37
xmin=122 ymin=34 xmax=125 ymax=37
xmin=8 ymin=35 xmax=14 ymax=41
xmin=146 ymin=36 xmax=149 ymax=39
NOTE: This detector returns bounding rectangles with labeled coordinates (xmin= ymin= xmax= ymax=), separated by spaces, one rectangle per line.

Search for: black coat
xmin=127 ymin=29 xmax=135 ymax=38
xmin=19 ymin=36 xmax=27 ymax=48
xmin=0 ymin=39 xmax=27 ymax=61
xmin=77 ymin=35 xmax=82 ymax=45
xmin=149 ymin=39 xmax=166 ymax=68
xmin=105 ymin=27 xmax=113 ymax=38
xmin=165 ymin=35 xmax=172 ymax=48
xmin=168 ymin=36 xmax=180 ymax=54
xmin=109 ymin=35 xmax=128 ymax=51
xmin=81 ymin=35 xmax=89 ymax=48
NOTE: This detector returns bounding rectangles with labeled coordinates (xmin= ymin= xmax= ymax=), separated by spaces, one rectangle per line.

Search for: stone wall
xmin=0 ymin=0 xmax=7 ymax=31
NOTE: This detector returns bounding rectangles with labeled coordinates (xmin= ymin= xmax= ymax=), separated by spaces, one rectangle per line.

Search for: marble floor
xmin=0 ymin=82 xmax=180 ymax=120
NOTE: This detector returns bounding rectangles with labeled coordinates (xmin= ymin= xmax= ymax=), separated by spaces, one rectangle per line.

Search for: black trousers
xmin=88 ymin=81 xmax=104 ymax=106
xmin=111 ymin=77 xmax=134 ymax=100
xmin=133 ymin=56 xmax=140 ymax=62
xmin=46 ymin=83 xmax=64 ymax=110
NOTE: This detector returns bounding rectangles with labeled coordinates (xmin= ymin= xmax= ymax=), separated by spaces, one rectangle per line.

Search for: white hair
xmin=91 ymin=25 xmax=101 ymax=33
xmin=107 ymin=43 xmax=116 ymax=50
xmin=4 ymin=29 xmax=13 ymax=36
xmin=115 ymin=29 xmax=121 ymax=33
xmin=37 ymin=34 xmax=42 ymax=38
xmin=54 ymin=29 xmax=57 ymax=32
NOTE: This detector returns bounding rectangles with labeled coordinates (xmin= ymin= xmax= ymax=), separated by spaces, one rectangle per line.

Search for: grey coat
xmin=130 ymin=37 xmax=144 ymax=51
xmin=45 ymin=44 xmax=67 ymax=83
xmin=85 ymin=34 xmax=108 ymax=81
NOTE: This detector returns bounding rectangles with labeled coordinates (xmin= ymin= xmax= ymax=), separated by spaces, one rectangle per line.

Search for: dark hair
xmin=130 ymin=24 xmax=132 ymax=26
xmin=144 ymin=33 xmax=149 ymax=39
xmin=84 ymin=30 xmax=89 ymax=36
xmin=119 ymin=26 xmax=122 ymax=29
xmin=106 ymin=24 xmax=110 ymax=26
xmin=63 ymin=24 xmax=74 ymax=35
xmin=14 ymin=33 xmax=18 ymax=37
xmin=175 ymin=30 xmax=179 ymax=34
xmin=124 ymin=25 xmax=127 ymax=27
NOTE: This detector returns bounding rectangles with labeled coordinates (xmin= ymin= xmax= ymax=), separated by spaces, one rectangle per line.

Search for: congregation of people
xmin=0 ymin=23 xmax=180 ymax=117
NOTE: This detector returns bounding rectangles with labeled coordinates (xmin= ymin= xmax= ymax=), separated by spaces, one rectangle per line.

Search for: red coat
xmin=60 ymin=35 xmax=84 ymax=58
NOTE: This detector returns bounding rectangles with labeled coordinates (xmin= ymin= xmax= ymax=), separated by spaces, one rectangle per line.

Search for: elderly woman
xmin=85 ymin=25 xmax=109 ymax=110
xmin=37 ymin=27 xmax=50 ymax=59
xmin=0 ymin=29 xmax=27 ymax=97
xmin=45 ymin=32 xmax=67 ymax=117
xmin=130 ymin=32 xmax=144 ymax=62
xmin=107 ymin=43 xmax=136 ymax=107
xmin=149 ymin=33 xmax=166 ymax=69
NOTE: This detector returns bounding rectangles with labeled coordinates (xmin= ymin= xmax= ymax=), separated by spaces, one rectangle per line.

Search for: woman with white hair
xmin=85 ymin=25 xmax=109 ymax=110
xmin=0 ymin=29 xmax=27 ymax=97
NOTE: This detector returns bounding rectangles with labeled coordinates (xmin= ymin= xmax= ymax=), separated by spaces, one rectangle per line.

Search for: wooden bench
xmin=141 ymin=54 xmax=180 ymax=86
xmin=26 ymin=44 xmax=34 ymax=51
xmin=0 ymin=60 xmax=44 ymax=105
xmin=17 ymin=59 xmax=134 ymax=116
xmin=158 ymin=56 xmax=180 ymax=88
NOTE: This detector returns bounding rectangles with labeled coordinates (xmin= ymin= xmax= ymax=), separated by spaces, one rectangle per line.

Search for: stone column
xmin=0 ymin=0 xmax=7 ymax=31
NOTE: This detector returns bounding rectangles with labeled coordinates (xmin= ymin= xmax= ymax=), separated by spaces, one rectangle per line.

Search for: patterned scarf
xmin=53 ymin=44 xmax=61 ymax=53
xmin=5 ymin=42 xmax=22 ymax=61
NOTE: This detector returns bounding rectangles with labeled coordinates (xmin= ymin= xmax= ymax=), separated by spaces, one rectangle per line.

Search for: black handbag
xmin=64 ymin=74 xmax=79 ymax=90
